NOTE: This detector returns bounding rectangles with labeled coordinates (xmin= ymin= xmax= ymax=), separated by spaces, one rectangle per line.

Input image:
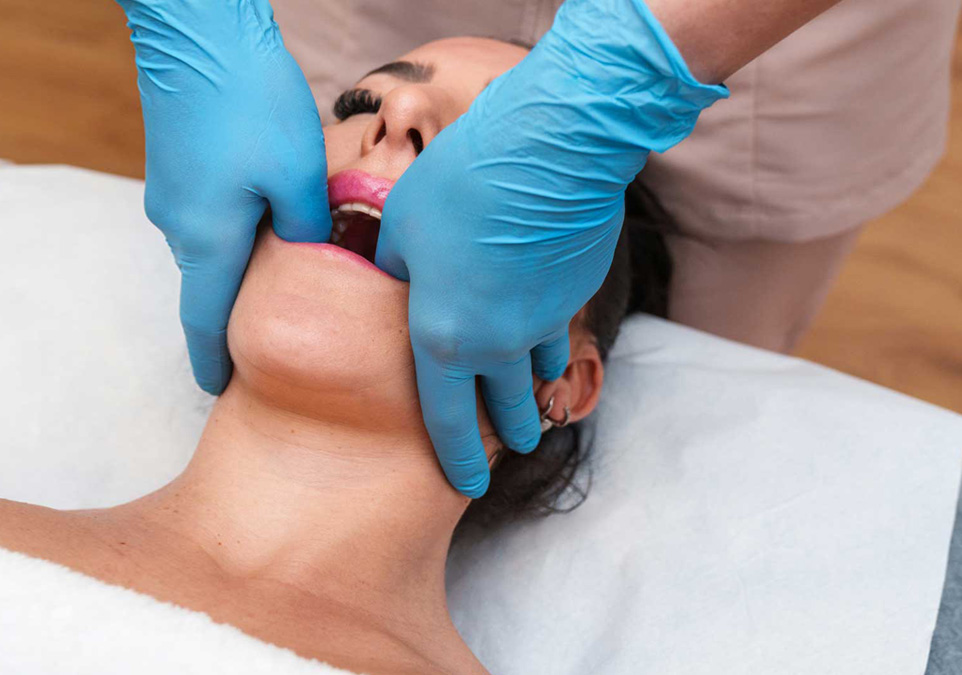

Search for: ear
xmin=534 ymin=333 xmax=604 ymax=426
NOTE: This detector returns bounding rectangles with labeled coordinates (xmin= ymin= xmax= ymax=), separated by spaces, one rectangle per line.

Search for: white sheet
xmin=0 ymin=165 xmax=209 ymax=509
xmin=448 ymin=316 xmax=962 ymax=674
xmin=2 ymin=164 xmax=960 ymax=674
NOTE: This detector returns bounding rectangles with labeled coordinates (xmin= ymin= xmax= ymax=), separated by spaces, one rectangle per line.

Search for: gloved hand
xmin=117 ymin=0 xmax=330 ymax=394
xmin=377 ymin=0 xmax=727 ymax=497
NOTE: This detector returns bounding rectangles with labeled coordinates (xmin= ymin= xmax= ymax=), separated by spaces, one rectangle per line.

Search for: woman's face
xmin=228 ymin=38 xmax=596 ymax=441
xmin=324 ymin=37 xmax=529 ymax=184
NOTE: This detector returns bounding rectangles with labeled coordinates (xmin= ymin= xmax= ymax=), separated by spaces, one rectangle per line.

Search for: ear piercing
xmin=539 ymin=395 xmax=571 ymax=433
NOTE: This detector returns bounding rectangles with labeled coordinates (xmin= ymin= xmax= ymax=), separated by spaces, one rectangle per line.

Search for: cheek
xmin=227 ymin=230 xmax=418 ymax=428
xmin=323 ymin=119 xmax=369 ymax=173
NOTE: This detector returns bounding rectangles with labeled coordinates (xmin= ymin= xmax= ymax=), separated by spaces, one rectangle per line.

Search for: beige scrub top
xmin=273 ymin=0 xmax=961 ymax=244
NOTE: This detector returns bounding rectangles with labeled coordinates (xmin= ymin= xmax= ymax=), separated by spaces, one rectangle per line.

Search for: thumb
xmin=374 ymin=182 xmax=415 ymax=281
xmin=374 ymin=213 xmax=411 ymax=282
xmin=258 ymin=89 xmax=333 ymax=244
xmin=264 ymin=160 xmax=332 ymax=244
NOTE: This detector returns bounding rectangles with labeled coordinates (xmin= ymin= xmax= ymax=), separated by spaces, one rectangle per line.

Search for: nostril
xmin=373 ymin=122 xmax=386 ymax=146
xmin=408 ymin=129 xmax=424 ymax=155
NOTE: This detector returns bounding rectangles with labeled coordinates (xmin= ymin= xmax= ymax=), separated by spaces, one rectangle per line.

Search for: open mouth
xmin=330 ymin=202 xmax=382 ymax=264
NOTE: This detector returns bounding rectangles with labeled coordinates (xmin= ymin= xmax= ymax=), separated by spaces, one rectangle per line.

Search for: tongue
xmin=336 ymin=212 xmax=381 ymax=264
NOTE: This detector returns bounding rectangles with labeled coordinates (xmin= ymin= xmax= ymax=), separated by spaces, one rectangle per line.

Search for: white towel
xmin=0 ymin=547 xmax=359 ymax=675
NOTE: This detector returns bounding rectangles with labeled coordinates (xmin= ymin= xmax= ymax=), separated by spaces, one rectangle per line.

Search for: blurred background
xmin=2 ymin=1 xmax=961 ymax=413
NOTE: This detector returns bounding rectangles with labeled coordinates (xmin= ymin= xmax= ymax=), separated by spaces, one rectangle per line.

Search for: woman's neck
xmin=110 ymin=379 xmax=479 ymax=669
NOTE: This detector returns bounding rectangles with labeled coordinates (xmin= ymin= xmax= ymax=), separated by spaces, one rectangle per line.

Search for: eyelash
xmin=333 ymin=89 xmax=383 ymax=121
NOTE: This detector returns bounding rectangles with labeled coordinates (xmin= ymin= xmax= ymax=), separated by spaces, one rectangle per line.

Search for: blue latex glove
xmin=117 ymin=0 xmax=330 ymax=394
xmin=376 ymin=0 xmax=728 ymax=497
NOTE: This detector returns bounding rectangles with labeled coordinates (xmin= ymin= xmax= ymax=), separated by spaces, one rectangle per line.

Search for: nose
xmin=361 ymin=85 xmax=442 ymax=163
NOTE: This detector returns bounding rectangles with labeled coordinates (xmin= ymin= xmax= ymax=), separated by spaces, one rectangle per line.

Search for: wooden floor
xmin=2 ymin=2 xmax=961 ymax=414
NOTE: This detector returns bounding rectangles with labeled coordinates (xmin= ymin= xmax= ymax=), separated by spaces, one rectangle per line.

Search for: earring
xmin=539 ymin=395 xmax=571 ymax=433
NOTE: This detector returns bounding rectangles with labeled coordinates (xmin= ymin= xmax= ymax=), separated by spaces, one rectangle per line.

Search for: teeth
xmin=330 ymin=217 xmax=348 ymax=245
xmin=331 ymin=202 xmax=383 ymax=220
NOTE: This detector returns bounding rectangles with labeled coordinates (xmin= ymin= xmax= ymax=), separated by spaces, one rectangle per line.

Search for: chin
xmin=226 ymin=228 xmax=420 ymax=429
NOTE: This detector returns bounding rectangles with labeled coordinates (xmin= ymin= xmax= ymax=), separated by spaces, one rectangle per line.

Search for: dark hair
xmin=459 ymin=179 xmax=677 ymax=529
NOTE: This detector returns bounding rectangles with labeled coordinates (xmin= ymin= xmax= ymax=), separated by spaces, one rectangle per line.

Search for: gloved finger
xmin=261 ymin=125 xmax=331 ymax=242
xmin=531 ymin=326 xmax=570 ymax=382
xmin=374 ymin=236 xmax=410 ymax=281
xmin=176 ymin=229 xmax=256 ymax=395
xmin=374 ymin=193 xmax=411 ymax=281
xmin=267 ymin=173 xmax=332 ymax=244
xmin=413 ymin=345 xmax=490 ymax=498
xmin=480 ymin=355 xmax=543 ymax=455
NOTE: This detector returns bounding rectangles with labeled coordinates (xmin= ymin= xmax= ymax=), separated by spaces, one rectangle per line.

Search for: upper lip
xmin=327 ymin=169 xmax=395 ymax=214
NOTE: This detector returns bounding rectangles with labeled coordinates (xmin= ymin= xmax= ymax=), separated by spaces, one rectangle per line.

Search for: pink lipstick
xmin=328 ymin=170 xmax=394 ymax=212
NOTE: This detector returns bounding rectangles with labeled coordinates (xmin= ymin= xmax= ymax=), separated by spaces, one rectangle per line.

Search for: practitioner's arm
xmin=647 ymin=0 xmax=843 ymax=82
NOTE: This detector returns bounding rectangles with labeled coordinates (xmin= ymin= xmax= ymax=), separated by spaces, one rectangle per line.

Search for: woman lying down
xmin=0 ymin=37 xmax=674 ymax=675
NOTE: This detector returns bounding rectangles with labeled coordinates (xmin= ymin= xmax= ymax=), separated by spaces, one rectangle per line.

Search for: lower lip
xmin=293 ymin=241 xmax=396 ymax=279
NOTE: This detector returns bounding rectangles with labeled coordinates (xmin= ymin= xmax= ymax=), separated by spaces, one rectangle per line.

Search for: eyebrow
xmin=362 ymin=60 xmax=435 ymax=83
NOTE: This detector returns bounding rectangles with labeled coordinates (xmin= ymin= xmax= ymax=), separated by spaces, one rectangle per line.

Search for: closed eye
xmin=333 ymin=89 xmax=383 ymax=121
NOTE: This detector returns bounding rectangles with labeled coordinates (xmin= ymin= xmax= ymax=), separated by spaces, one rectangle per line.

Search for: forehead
xmin=359 ymin=37 xmax=528 ymax=93
xmin=403 ymin=37 xmax=528 ymax=73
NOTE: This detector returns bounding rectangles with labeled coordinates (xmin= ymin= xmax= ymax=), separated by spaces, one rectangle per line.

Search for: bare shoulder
xmin=0 ymin=498 xmax=101 ymax=564
xmin=0 ymin=498 xmax=62 ymax=544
